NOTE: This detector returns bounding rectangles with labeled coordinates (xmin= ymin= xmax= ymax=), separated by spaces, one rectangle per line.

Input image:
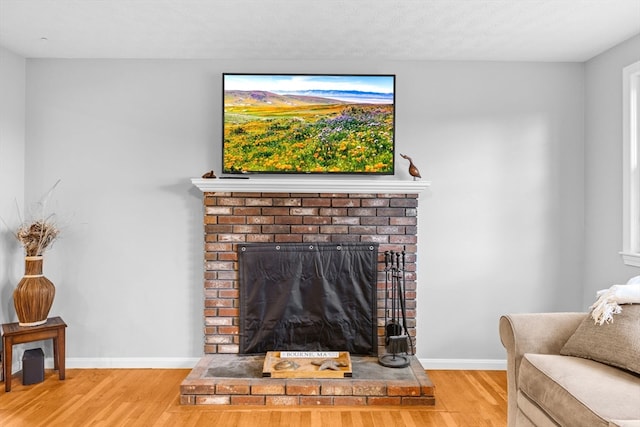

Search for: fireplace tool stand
xmin=379 ymin=249 xmax=414 ymax=368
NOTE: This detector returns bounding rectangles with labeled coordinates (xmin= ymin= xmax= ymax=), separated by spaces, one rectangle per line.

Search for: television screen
xmin=222 ymin=73 xmax=395 ymax=175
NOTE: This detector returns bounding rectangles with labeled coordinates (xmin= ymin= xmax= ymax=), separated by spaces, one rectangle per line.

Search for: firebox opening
xmin=238 ymin=243 xmax=378 ymax=355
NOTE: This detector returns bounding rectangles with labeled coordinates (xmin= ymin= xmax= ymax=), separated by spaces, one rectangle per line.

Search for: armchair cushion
xmin=560 ymin=304 xmax=640 ymax=374
xmin=519 ymin=353 xmax=640 ymax=426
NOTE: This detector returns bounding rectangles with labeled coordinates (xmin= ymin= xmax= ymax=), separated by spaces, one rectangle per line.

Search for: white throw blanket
xmin=590 ymin=276 xmax=640 ymax=325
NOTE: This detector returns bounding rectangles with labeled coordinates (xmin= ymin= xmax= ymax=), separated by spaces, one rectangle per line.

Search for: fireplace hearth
xmin=183 ymin=179 xmax=434 ymax=406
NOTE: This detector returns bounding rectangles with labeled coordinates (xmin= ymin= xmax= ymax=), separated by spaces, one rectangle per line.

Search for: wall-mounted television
xmin=222 ymin=73 xmax=395 ymax=175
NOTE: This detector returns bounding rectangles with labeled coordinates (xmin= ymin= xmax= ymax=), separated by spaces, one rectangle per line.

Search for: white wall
xmin=17 ymin=59 xmax=586 ymax=368
xmin=0 ymin=46 xmax=25 ymax=325
xmin=583 ymin=34 xmax=640 ymax=306
xmin=415 ymin=62 xmax=585 ymax=365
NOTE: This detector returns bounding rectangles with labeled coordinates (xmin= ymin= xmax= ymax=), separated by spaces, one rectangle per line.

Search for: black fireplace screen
xmin=238 ymin=243 xmax=378 ymax=355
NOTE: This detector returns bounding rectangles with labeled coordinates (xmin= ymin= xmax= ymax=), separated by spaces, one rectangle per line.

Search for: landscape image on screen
xmin=223 ymin=74 xmax=395 ymax=174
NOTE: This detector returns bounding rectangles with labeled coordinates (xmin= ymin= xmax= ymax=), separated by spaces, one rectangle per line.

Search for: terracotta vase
xmin=13 ymin=256 xmax=56 ymax=326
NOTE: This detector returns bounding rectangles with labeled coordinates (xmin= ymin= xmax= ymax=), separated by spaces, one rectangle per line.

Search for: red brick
xmin=299 ymin=396 xmax=333 ymax=405
xmin=273 ymin=198 xmax=302 ymax=206
xmin=180 ymin=395 xmax=196 ymax=405
xmin=218 ymin=344 xmax=240 ymax=353
xmin=206 ymin=206 xmax=234 ymax=215
xmin=361 ymin=198 xmax=390 ymax=207
xmin=390 ymin=198 xmax=418 ymax=207
xmin=252 ymin=381 xmax=286 ymax=395
xmin=303 ymin=235 xmax=331 ymax=243
xmin=390 ymin=217 xmax=417 ymax=226
xmin=332 ymin=216 xmax=359 ymax=225
xmin=348 ymin=225 xmax=377 ymax=234
xmin=275 ymin=234 xmax=303 ymax=243
xmin=321 ymin=382 xmax=353 ymax=396
xmin=302 ymin=198 xmax=331 ymax=207
xmin=266 ymin=395 xmax=299 ymax=405
xmin=247 ymin=234 xmax=274 ymax=243
xmin=367 ymin=396 xmax=402 ymax=405
xmin=195 ymin=395 xmax=230 ymax=405
xmin=218 ymin=252 xmax=238 ymax=261
xmin=319 ymin=207 xmax=348 ymax=216
xmin=218 ymin=308 xmax=239 ymax=317
xmin=275 ymin=216 xmax=303 ymax=225
xmin=390 ymin=235 xmax=417 ymax=244
xmin=377 ymin=225 xmax=404 ymax=235
xmin=290 ymin=207 xmax=318 ymax=216
xmin=247 ymin=216 xmax=275 ymax=224
xmin=262 ymin=225 xmax=290 ymax=234
xmin=205 ymin=261 xmax=235 ymax=271
xmin=361 ymin=217 xmax=389 ymax=226
xmin=205 ymin=317 xmax=233 ymax=326
xmin=216 ymin=381 xmax=251 ymax=395
xmin=233 ymin=207 xmax=261 ymax=216
xmin=331 ymin=234 xmax=360 ymax=243
xmin=205 ymin=335 xmax=233 ymax=344
xmin=205 ymin=224 xmax=233 ymax=233
xmin=387 ymin=382 xmax=421 ymax=396
xmin=204 ymin=280 xmax=234 ymax=289
xmin=204 ymin=216 xmax=218 ymax=225
xmin=218 ymin=289 xmax=239 ymax=298
xmin=291 ymin=225 xmax=319 ymax=234
xmin=232 ymin=192 xmax=261 ymax=197
xmin=332 ymin=198 xmax=360 ymax=207
xmin=205 ymin=242 xmax=234 ymax=252
xmin=377 ymin=208 xmax=405 ymax=217
xmin=205 ymin=298 xmax=233 ymax=308
xmin=263 ymin=193 xmax=291 ymax=197
xmin=262 ymin=207 xmax=290 ymax=215
xmin=217 ymin=326 xmax=239 ymax=335
xmin=218 ymin=197 xmax=246 ymax=206
xmin=319 ymin=225 xmax=348 ymax=234
xmin=233 ymin=225 xmax=261 ymax=233
xmin=333 ymin=396 xmax=367 ymax=406
xmin=352 ymin=381 xmax=386 ymax=396
xmin=245 ymin=198 xmax=273 ymax=206
xmin=287 ymin=381 xmax=320 ymax=395
xmin=401 ymin=396 xmax=436 ymax=406
xmin=319 ymin=193 xmax=347 ymax=198
xmin=218 ymin=234 xmax=246 ymax=242
xmin=360 ymin=235 xmax=389 ymax=243
xmin=348 ymin=208 xmax=377 ymax=216
xmin=303 ymin=216 xmax=332 ymax=225
xmin=231 ymin=395 xmax=266 ymax=405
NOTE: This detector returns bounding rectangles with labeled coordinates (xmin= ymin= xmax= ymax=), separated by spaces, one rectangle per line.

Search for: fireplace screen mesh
xmin=238 ymin=243 xmax=378 ymax=355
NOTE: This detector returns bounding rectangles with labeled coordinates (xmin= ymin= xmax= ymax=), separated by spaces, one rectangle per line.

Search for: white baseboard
xmin=43 ymin=357 xmax=201 ymax=369
xmin=31 ymin=357 xmax=505 ymax=371
xmin=419 ymin=358 xmax=506 ymax=370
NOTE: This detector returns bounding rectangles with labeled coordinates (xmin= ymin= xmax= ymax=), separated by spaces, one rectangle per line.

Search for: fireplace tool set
xmin=379 ymin=249 xmax=414 ymax=368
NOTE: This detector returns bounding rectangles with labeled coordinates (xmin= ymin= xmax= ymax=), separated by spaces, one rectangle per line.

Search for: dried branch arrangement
xmin=16 ymin=219 xmax=60 ymax=256
xmin=4 ymin=180 xmax=62 ymax=256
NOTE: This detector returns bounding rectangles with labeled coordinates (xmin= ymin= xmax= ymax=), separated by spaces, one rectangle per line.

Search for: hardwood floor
xmin=0 ymin=369 xmax=507 ymax=426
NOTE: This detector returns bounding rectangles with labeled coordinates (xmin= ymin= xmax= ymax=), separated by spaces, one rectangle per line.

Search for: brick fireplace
xmin=181 ymin=178 xmax=434 ymax=406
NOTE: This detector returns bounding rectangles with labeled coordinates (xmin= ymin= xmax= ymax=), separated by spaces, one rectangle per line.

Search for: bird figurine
xmin=400 ymin=154 xmax=421 ymax=180
xmin=201 ymin=170 xmax=217 ymax=179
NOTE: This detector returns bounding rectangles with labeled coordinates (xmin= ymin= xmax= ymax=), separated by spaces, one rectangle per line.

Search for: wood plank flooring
xmin=0 ymin=369 xmax=507 ymax=426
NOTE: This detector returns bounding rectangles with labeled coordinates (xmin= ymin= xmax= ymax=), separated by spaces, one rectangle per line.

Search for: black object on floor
xmin=22 ymin=348 xmax=44 ymax=385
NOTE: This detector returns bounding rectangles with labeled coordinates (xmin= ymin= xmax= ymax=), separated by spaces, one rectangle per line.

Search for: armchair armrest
xmin=499 ymin=312 xmax=586 ymax=427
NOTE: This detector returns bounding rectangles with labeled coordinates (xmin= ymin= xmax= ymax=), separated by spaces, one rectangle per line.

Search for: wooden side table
xmin=1 ymin=316 xmax=67 ymax=392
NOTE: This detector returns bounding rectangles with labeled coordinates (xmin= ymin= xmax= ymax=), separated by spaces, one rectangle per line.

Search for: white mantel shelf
xmin=191 ymin=178 xmax=431 ymax=194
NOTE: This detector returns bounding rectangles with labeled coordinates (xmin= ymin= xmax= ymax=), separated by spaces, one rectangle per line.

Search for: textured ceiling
xmin=0 ymin=0 xmax=639 ymax=61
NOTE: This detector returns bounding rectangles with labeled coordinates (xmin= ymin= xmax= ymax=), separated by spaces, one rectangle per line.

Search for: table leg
xmin=58 ymin=328 xmax=65 ymax=380
xmin=3 ymin=337 xmax=12 ymax=392
xmin=53 ymin=337 xmax=59 ymax=371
